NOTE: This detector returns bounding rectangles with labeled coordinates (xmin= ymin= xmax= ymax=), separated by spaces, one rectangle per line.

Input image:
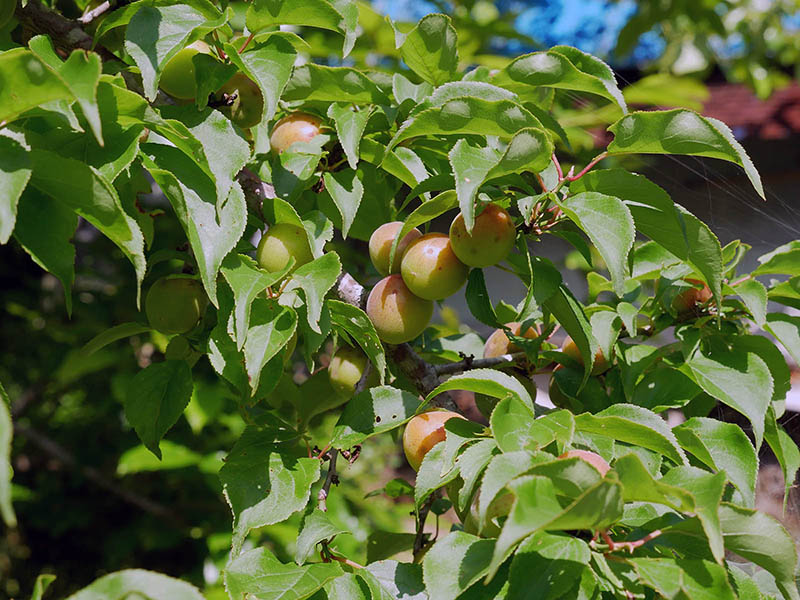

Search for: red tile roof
xmin=703 ymin=82 xmax=800 ymax=140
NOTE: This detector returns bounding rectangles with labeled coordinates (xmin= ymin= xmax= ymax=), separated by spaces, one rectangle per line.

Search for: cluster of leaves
xmin=2 ymin=0 xmax=800 ymax=599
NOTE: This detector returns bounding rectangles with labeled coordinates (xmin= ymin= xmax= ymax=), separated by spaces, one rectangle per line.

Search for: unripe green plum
xmin=561 ymin=336 xmax=610 ymax=375
xmin=256 ymin=224 xmax=313 ymax=275
xmin=328 ymin=346 xmax=379 ymax=397
xmin=369 ymin=222 xmax=422 ymax=276
xmin=402 ymin=410 xmax=465 ymax=471
xmin=400 ymin=233 xmax=469 ymax=300
xmin=270 ymin=112 xmax=323 ymax=154
xmin=672 ymin=278 xmax=712 ymax=315
xmin=145 ymin=276 xmax=208 ymax=335
xmin=160 ymin=41 xmax=211 ymax=100
xmin=559 ymin=449 xmax=610 ymax=476
xmin=366 ymin=275 xmax=433 ymax=345
xmin=483 ymin=321 xmax=540 ymax=358
xmin=449 ymin=204 xmax=516 ymax=268
xmin=218 ymin=73 xmax=264 ymax=129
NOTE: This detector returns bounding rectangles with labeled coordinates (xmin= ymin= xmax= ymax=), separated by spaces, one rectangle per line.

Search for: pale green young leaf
xmin=765 ymin=313 xmax=800 ymax=365
xmin=124 ymin=360 xmax=193 ymax=459
xmin=284 ymin=64 xmax=390 ymax=105
xmin=225 ymin=547 xmax=342 ymax=599
xmin=242 ymin=299 xmax=297 ymax=395
xmin=754 ymin=241 xmax=800 ymax=277
xmin=0 ymin=131 xmax=31 ymax=245
xmin=733 ymin=279 xmax=767 ymax=327
xmin=66 ymin=569 xmax=205 ymax=600
xmin=423 ymin=532 xmax=495 ymax=600
xmin=283 ymin=252 xmax=341 ymax=334
xmin=607 ymin=109 xmax=763 ymax=199
xmin=117 ymin=440 xmax=202 ymax=476
xmin=0 ymin=49 xmax=72 ymax=125
xmin=456 ymin=439 xmax=498 ymax=514
xmin=490 ymin=397 xmax=541 ymax=453
xmin=331 ymin=386 xmax=421 ymax=449
xmin=31 ymin=574 xmax=57 ymax=600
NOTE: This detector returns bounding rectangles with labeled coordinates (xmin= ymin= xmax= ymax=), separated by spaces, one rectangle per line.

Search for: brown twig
xmin=433 ymin=352 xmax=526 ymax=376
xmin=413 ymin=493 xmax=436 ymax=560
xmin=317 ymin=448 xmax=339 ymax=512
xmin=238 ymin=33 xmax=255 ymax=54
xmin=599 ymin=528 xmax=663 ymax=554
xmin=13 ymin=423 xmax=181 ymax=525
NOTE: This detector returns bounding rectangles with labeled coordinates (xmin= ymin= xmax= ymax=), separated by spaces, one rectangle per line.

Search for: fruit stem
xmin=552 ymin=153 xmax=564 ymax=180
xmin=238 ymin=32 xmax=255 ymax=54
xmin=566 ymin=152 xmax=608 ymax=182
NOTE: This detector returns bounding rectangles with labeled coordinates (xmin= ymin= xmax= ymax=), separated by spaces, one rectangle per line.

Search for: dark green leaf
xmin=331 ymin=386 xmax=422 ymax=449
xmin=422 ymin=532 xmax=495 ymax=600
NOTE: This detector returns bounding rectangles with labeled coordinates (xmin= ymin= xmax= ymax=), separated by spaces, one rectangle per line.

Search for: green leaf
xmin=159 ymin=106 xmax=251 ymax=208
xmin=363 ymin=561 xmax=426 ymax=600
xmin=607 ymin=109 xmax=764 ymax=199
xmin=683 ymin=349 xmax=772 ymax=449
xmin=449 ymin=129 xmax=552 ymax=232
xmin=283 ymin=253 xmax=341 ymax=335
xmin=28 ymin=36 xmax=104 ymax=145
xmin=142 ymin=145 xmax=247 ymax=307
xmin=456 ymin=439 xmax=498 ymax=514
xmin=331 ymin=386 xmax=421 ymax=449
xmin=488 ymin=475 xmax=623 ymax=581
xmin=0 ymin=131 xmax=31 ymax=245
xmin=246 ymin=0 xmax=356 ymax=57
xmin=31 ymin=574 xmax=56 ymax=600
xmin=225 ymin=547 xmax=342 ymax=600
xmin=575 ymin=404 xmax=687 ymax=466
xmin=490 ymin=398 xmax=540 ymax=454
xmin=765 ymin=313 xmax=800 ymax=365
xmin=327 ymin=104 xmax=372 ymax=170
xmin=542 ymin=283 xmax=596 ymax=383
xmin=570 ymin=170 xmax=723 ymax=303
xmin=764 ymin=407 xmax=800 ymax=511
xmin=66 ymin=569 xmax=205 ymax=600
xmin=427 ymin=368 xmax=535 ymax=415
xmin=754 ymin=241 xmax=800 ymax=277
xmin=477 ymin=450 xmax=543 ymax=531
xmin=117 ymin=440 xmax=202 ymax=476
xmin=388 ymin=190 xmax=457 ymax=268
xmin=422 ymin=532 xmax=495 ymax=600
xmin=0 ymin=48 xmax=73 ymax=125
xmin=323 ymin=170 xmax=363 ymax=239
xmin=558 ymin=192 xmax=634 ymax=296
xmin=629 ymin=558 xmax=737 ymax=600
xmin=414 ymin=442 xmax=461 ymax=507
xmin=30 ymin=150 xmax=146 ymax=305
xmin=325 ymin=573 xmax=369 ymax=600
xmin=718 ymin=503 xmax=800 ymax=600
xmin=673 ymin=417 xmax=758 ymax=508
xmin=220 ymin=428 xmax=320 ymax=555
xmin=224 ymin=34 xmax=297 ymax=125
xmin=13 ymin=190 xmax=77 ymax=314
xmin=465 ymin=269 xmax=500 ymax=328
xmin=508 ymin=532 xmax=591 ymax=600
xmin=328 ymin=300 xmax=386 ymax=385
xmin=768 ymin=276 xmax=800 ymax=310
xmin=124 ymin=360 xmax=193 ymax=459
xmin=365 ymin=531 xmax=416 ymax=564
xmin=733 ymin=279 xmax=767 ymax=327
xmin=0 ymin=381 xmax=14 ymax=527
xmin=388 ymin=98 xmax=543 ymax=152
xmin=395 ymin=13 xmax=458 ymax=86
xmin=296 ymin=509 xmax=349 ymax=565
xmin=125 ymin=4 xmax=225 ymax=101
xmin=283 ymin=64 xmax=390 ymax=105
xmin=221 ymin=254 xmax=292 ymax=351
xmin=82 ymin=322 xmax=152 ymax=357
xmin=243 ymin=300 xmax=297 ymax=395
xmin=492 ymin=48 xmax=626 ymax=112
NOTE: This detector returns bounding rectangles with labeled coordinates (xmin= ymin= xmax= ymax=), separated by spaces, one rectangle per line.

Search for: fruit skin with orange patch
xmin=402 ymin=410 xmax=465 ymax=471
xmin=483 ymin=321 xmax=540 ymax=358
xmin=269 ymin=112 xmax=323 ymax=154
xmin=400 ymin=233 xmax=469 ymax=301
xmin=672 ymin=278 xmax=712 ymax=315
xmin=366 ymin=275 xmax=433 ymax=345
xmin=369 ymin=222 xmax=422 ymax=276
xmin=561 ymin=336 xmax=610 ymax=375
xmin=559 ymin=449 xmax=610 ymax=476
xmin=449 ymin=204 xmax=516 ymax=268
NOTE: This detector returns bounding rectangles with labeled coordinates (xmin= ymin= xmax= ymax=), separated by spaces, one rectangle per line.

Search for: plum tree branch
xmin=433 ymin=352 xmax=526 ymax=376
